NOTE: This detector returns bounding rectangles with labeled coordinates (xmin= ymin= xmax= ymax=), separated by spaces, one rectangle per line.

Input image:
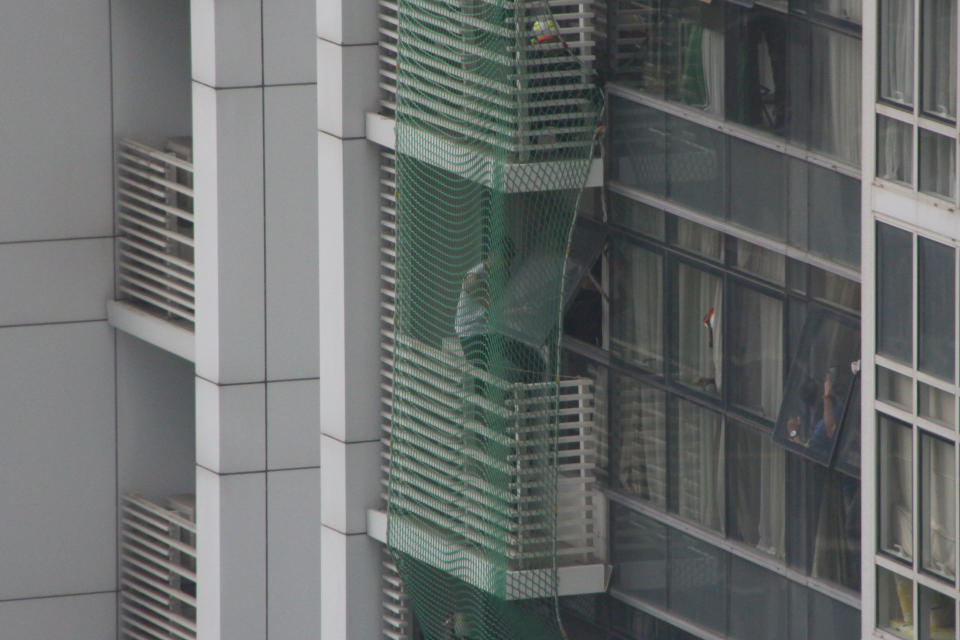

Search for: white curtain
xmin=612 ymin=245 xmax=662 ymax=370
xmin=736 ymin=240 xmax=785 ymax=284
xmin=811 ymin=29 xmax=861 ymax=165
xmin=676 ymin=264 xmax=723 ymax=394
xmin=920 ymin=131 xmax=957 ymax=199
xmin=880 ymin=420 xmax=914 ymax=560
xmin=731 ymin=428 xmax=786 ymax=557
xmin=922 ymin=0 xmax=958 ymax=118
xmin=757 ymin=438 xmax=786 ymax=555
xmin=677 ymin=400 xmax=724 ymax=532
xmin=879 ymin=0 xmax=914 ymax=105
xmin=701 ymin=26 xmax=725 ymax=117
xmin=923 ymin=437 xmax=956 ymax=578
xmin=615 ymin=380 xmax=668 ymax=508
xmin=729 ymin=285 xmax=782 ymax=419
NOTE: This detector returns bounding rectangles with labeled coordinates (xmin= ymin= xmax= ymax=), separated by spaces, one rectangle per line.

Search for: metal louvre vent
xmin=120 ymin=494 xmax=197 ymax=640
xmin=116 ymin=138 xmax=195 ymax=326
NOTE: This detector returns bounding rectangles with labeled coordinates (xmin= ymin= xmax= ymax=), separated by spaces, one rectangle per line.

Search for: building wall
xmin=0 ymin=1 xmax=117 ymax=636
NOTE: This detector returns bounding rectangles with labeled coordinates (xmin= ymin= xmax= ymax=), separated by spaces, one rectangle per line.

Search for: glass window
xmin=673 ymin=263 xmax=723 ymax=395
xmin=666 ymin=115 xmax=726 ymax=217
xmin=919 ymin=129 xmax=957 ymax=200
xmin=807 ymin=165 xmax=860 ymax=267
xmin=919 ymin=586 xmax=956 ymax=640
xmin=808 ymin=26 xmax=861 ymax=165
xmin=729 ymin=557 xmax=788 ymax=640
xmin=921 ymin=434 xmax=956 ymax=581
xmin=734 ymin=239 xmax=786 ymax=285
xmin=610 ymin=193 xmax=666 ymax=240
xmin=730 ymin=139 xmax=787 ymax=240
xmin=919 ymin=382 xmax=954 ymax=428
xmin=774 ymin=310 xmax=860 ymax=465
xmin=674 ymin=217 xmax=723 ymax=261
xmin=610 ymin=98 xmax=667 ymax=197
xmin=880 ymin=0 xmax=914 ymax=106
xmin=724 ymin=6 xmax=789 ymax=136
xmin=726 ymin=420 xmax=786 ymax=558
xmin=611 ymin=242 xmax=663 ymax=372
xmin=612 ymin=375 xmax=667 ymax=507
xmin=611 ymin=504 xmax=668 ymax=605
xmin=809 ymin=267 xmax=860 ymax=312
xmin=813 ymin=0 xmax=862 ymax=22
xmin=877 ymin=366 xmax=913 ymax=411
xmin=877 ymin=223 xmax=914 ymax=363
xmin=921 ymin=0 xmax=958 ymax=120
xmin=728 ymin=283 xmax=784 ymax=419
xmin=808 ymin=589 xmax=861 ymax=639
xmin=878 ymin=567 xmax=915 ymax=638
xmin=834 ymin=377 xmax=862 ymax=478
xmin=667 ymin=529 xmax=727 ymax=633
xmin=918 ymin=238 xmax=955 ymax=381
xmin=880 ymin=414 xmax=914 ymax=563
xmin=670 ymin=399 xmax=724 ymax=532
xmin=877 ymin=115 xmax=914 ymax=184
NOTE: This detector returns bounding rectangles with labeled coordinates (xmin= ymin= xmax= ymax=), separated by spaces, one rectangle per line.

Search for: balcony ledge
xmin=107 ymin=299 xmax=194 ymax=362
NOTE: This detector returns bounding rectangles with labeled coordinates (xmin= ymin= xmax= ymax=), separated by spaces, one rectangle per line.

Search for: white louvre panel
xmin=381 ymin=549 xmax=413 ymax=640
xmin=380 ymin=151 xmax=398 ymax=491
xmin=384 ymin=333 xmax=603 ymax=571
xmin=120 ymin=494 xmax=197 ymax=640
xmin=378 ymin=0 xmax=605 ymax=159
xmin=116 ymin=138 xmax=195 ymax=326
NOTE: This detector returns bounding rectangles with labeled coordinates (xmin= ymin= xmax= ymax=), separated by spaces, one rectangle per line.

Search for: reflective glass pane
xmin=877 ymin=223 xmax=914 ymax=362
xmin=922 ymin=0 xmax=958 ymax=119
xmin=919 ymin=382 xmax=954 ymax=428
xmin=918 ymin=238 xmax=955 ymax=381
xmin=611 ymin=375 xmax=667 ymax=507
xmin=880 ymin=0 xmax=914 ymax=106
xmin=728 ymin=284 xmax=783 ymax=419
xmin=670 ymin=399 xmax=724 ymax=532
xmin=611 ymin=242 xmax=663 ymax=371
xmin=673 ymin=264 xmax=723 ymax=395
xmin=808 ymin=267 xmax=859 ymax=312
xmin=611 ymin=504 xmax=667 ymax=605
xmin=919 ymin=129 xmax=957 ymax=200
xmin=609 ymin=193 xmax=665 ymax=240
xmin=877 ymin=115 xmax=914 ymax=184
xmin=610 ymin=97 xmax=667 ymax=197
xmin=807 ymin=165 xmax=860 ymax=267
xmin=729 ymin=557 xmax=788 ymax=640
xmin=878 ymin=567 xmax=915 ymax=638
xmin=919 ymin=586 xmax=956 ymax=640
xmin=809 ymin=589 xmax=861 ymax=639
xmin=667 ymin=529 xmax=727 ymax=632
xmin=730 ymin=139 xmax=786 ymax=240
xmin=834 ymin=376 xmax=862 ymax=478
xmin=880 ymin=414 xmax=914 ymax=562
xmin=813 ymin=0 xmax=862 ymax=22
xmin=877 ymin=366 xmax=913 ymax=410
xmin=726 ymin=420 xmax=786 ymax=558
xmin=666 ymin=116 xmax=726 ymax=216
xmin=921 ymin=434 xmax=956 ymax=581
xmin=809 ymin=27 xmax=861 ymax=165
xmin=674 ymin=217 xmax=723 ymax=261
xmin=734 ymin=239 xmax=786 ymax=285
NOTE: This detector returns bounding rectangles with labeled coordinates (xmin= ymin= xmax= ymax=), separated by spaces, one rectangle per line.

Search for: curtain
xmin=676 ymin=264 xmax=723 ymax=394
xmin=736 ymin=240 xmax=785 ymax=284
xmin=924 ymin=437 xmax=956 ymax=578
xmin=677 ymin=400 xmax=724 ymax=531
xmin=731 ymin=426 xmax=786 ymax=557
xmin=812 ymin=471 xmax=859 ymax=587
xmin=920 ymin=130 xmax=957 ymax=199
xmin=922 ymin=0 xmax=958 ymax=118
xmin=877 ymin=117 xmax=912 ymax=183
xmin=817 ymin=0 xmax=863 ymax=22
xmin=615 ymin=378 xmax=668 ymax=508
xmin=811 ymin=28 xmax=861 ymax=165
xmin=881 ymin=420 xmax=914 ymax=560
xmin=729 ymin=285 xmax=783 ymax=419
xmin=612 ymin=244 xmax=663 ymax=371
xmin=879 ymin=0 xmax=914 ymax=105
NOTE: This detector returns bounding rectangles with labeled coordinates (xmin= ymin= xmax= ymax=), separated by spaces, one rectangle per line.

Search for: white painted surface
xmin=107 ymin=300 xmax=196 ymax=362
xmin=315 ymin=0 xmax=379 ymax=44
xmin=267 ymin=379 xmax=321 ymax=470
xmin=0 ymin=592 xmax=116 ymax=640
xmin=320 ymin=436 xmax=381 ymax=533
xmin=320 ymin=527 xmax=382 ymax=640
xmin=264 ymin=0 xmax=318 ymax=85
xmin=191 ymin=0 xmax=263 ymax=88
xmin=196 ymin=379 xmax=266 ymax=473
xmin=316 ymin=40 xmax=380 ymax=139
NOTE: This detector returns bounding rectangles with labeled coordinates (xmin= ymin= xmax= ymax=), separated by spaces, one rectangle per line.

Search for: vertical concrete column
xmin=192 ymin=0 xmax=320 ymax=638
xmin=316 ymin=1 xmax=385 ymax=638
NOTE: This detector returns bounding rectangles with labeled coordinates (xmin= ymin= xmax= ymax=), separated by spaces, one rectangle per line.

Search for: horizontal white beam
xmin=107 ymin=299 xmax=195 ymax=362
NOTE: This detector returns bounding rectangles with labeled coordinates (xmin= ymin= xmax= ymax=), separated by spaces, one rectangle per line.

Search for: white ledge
xmin=107 ymin=300 xmax=195 ymax=362
xmin=365 ymin=112 xmax=604 ymax=191
xmin=366 ymin=508 xmax=607 ymax=598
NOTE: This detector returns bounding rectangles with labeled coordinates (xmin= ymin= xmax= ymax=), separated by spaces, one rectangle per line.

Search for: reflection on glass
xmin=922 ymin=0 xmax=958 ymax=120
xmin=726 ymin=421 xmax=785 ymax=558
xmin=667 ymin=116 xmax=726 ymax=216
xmin=729 ymin=557 xmax=787 ymax=640
xmin=877 ymin=366 xmax=913 ymax=410
xmin=728 ymin=285 xmax=783 ymax=418
xmin=880 ymin=414 xmax=914 ymax=562
xmin=809 ymin=27 xmax=861 ymax=165
xmin=809 ymin=588 xmax=861 ymax=639
xmin=674 ymin=264 xmax=722 ymax=395
xmin=729 ymin=139 xmax=786 ymax=241
xmin=609 ymin=193 xmax=665 ymax=240
xmin=774 ymin=311 xmax=859 ymax=465
xmin=920 ymin=586 xmax=956 ymax=640
xmin=880 ymin=0 xmax=914 ymax=106
xmin=877 ymin=223 xmax=914 ymax=362
xmin=611 ymin=504 xmax=667 ymax=605
xmin=813 ymin=0 xmax=862 ymax=21
xmin=878 ymin=567 xmax=915 ymax=638
xmin=919 ymin=238 xmax=956 ymax=381
xmin=668 ymin=529 xmax=727 ymax=633
xmin=735 ymin=239 xmax=786 ymax=285
xmin=725 ymin=6 xmax=788 ymax=135
xmin=921 ymin=434 xmax=956 ymax=581
xmin=675 ymin=217 xmax=723 ymax=261
xmin=671 ymin=399 xmax=724 ymax=532
xmin=877 ymin=116 xmax=914 ymax=184
xmin=610 ymin=97 xmax=667 ymax=197
xmin=834 ymin=377 xmax=862 ymax=478
xmin=612 ymin=375 xmax=667 ymax=507
xmin=919 ymin=383 xmax=954 ymax=428
xmin=809 ymin=267 xmax=859 ymax=311
xmin=808 ymin=165 xmax=860 ymax=267
xmin=920 ymin=129 xmax=957 ymax=200
xmin=611 ymin=243 xmax=663 ymax=371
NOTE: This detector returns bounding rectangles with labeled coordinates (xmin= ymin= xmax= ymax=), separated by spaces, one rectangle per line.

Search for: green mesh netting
xmin=386 ymin=1 xmax=602 ymax=638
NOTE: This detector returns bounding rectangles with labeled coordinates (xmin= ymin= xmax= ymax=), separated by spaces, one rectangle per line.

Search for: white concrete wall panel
xmin=315 ymin=40 xmax=380 ymax=139
xmin=267 ymin=379 xmax=321 ymax=470
xmin=316 ymin=0 xmax=379 ymax=45
xmin=0 ymin=322 xmax=115 ymax=600
xmin=320 ymin=436 xmax=381 ymax=534
xmin=265 ymin=85 xmax=320 ymax=380
xmin=320 ymin=527 xmax=382 ymax=640
xmin=264 ymin=0 xmax=318 ymax=85
xmin=0 ymin=592 xmax=116 ymax=640
xmin=191 ymin=0 xmax=263 ymax=88
xmin=196 ymin=379 xmax=267 ymax=474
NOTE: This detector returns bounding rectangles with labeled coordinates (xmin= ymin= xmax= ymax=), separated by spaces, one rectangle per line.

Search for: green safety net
xmin=386 ymin=1 xmax=603 ymax=638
